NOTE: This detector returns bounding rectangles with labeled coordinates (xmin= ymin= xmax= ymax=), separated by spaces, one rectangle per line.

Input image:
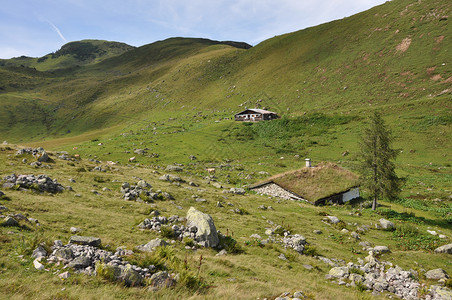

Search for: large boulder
xmin=379 ymin=218 xmax=395 ymax=230
xmin=186 ymin=207 xmax=219 ymax=248
xmin=326 ymin=216 xmax=340 ymax=224
xmin=425 ymin=268 xmax=449 ymax=280
xmin=69 ymin=236 xmax=101 ymax=247
xmin=434 ymin=243 xmax=452 ymax=254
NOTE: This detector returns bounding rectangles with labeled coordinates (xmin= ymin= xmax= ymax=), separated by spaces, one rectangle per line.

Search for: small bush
xmin=355 ymin=281 xmax=368 ymax=292
xmin=303 ymin=244 xmax=319 ymax=257
xmin=93 ymin=176 xmax=105 ymax=183
xmin=333 ymin=221 xmax=347 ymax=230
xmin=95 ymin=262 xmax=117 ymax=282
xmin=184 ymin=238 xmax=195 ymax=247
xmin=244 ymin=239 xmax=265 ymax=248
xmin=76 ymin=167 xmax=86 ymax=172
xmin=350 ymin=267 xmax=365 ymax=276
xmin=445 ymin=278 xmax=452 ymax=289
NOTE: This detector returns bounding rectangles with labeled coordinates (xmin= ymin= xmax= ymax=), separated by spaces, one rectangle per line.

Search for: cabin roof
xmin=250 ymin=162 xmax=359 ymax=202
xmin=235 ymin=108 xmax=277 ymax=116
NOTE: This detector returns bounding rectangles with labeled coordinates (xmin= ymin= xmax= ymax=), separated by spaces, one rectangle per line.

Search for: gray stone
xmin=55 ymin=248 xmax=74 ymax=260
xmin=435 ymin=243 xmax=452 ymax=254
xmin=230 ymin=188 xmax=245 ymax=195
xmin=425 ymin=268 xmax=449 ymax=280
xmin=379 ymin=218 xmax=395 ymax=230
xmin=329 ymin=267 xmax=349 ymax=278
xmin=68 ymin=256 xmax=91 ymax=269
xmin=216 ymin=249 xmax=227 ymax=256
xmin=212 ymin=182 xmax=223 ymax=189
xmin=69 ymin=236 xmax=101 ymax=247
xmin=278 ymin=253 xmax=288 ymax=261
xmin=2 ymin=216 xmax=19 ymax=227
xmin=136 ymin=238 xmax=168 ymax=252
xmin=313 ymin=230 xmax=322 ymax=234
xmin=120 ymin=264 xmax=143 ymax=286
xmin=33 ymin=258 xmax=45 ymax=270
xmin=373 ymin=246 xmax=390 ymax=254
xmin=302 ymin=264 xmax=313 ymax=270
xmin=326 ymin=216 xmax=340 ymax=224
xmin=165 ymin=165 xmax=183 ymax=172
xmin=150 ymin=271 xmax=175 ymax=288
xmin=350 ymin=231 xmax=360 ymax=239
xmin=186 ymin=207 xmax=219 ymax=248
xmin=250 ymin=234 xmax=262 ymax=239
xmin=58 ymin=271 xmax=71 ymax=279
xmin=32 ymin=245 xmax=47 ymax=259
xmin=70 ymin=227 xmax=81 ymax=233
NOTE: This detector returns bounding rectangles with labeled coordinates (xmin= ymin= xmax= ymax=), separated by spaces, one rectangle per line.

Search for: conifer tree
xmin=359 ymin=111 xmax=402 ymax=210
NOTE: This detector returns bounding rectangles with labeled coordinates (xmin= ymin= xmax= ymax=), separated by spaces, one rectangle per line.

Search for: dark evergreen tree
xmin=359 ymin=111 xmax=402 ymax=210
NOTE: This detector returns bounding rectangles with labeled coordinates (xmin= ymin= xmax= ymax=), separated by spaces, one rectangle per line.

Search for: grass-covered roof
xmin=255 ymin=162 xmax=360 ymax=202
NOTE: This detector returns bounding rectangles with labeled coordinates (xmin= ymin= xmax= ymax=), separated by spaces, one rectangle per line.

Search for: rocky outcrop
xmin=16 ymin=147 xmax=49 ymax=162
xmin=186 ymin=207 xmax=219 ymax=248
xmin=2 ymin=174 xmax=64 ymax=193
xmin=425 ymin=268 xmax=449 ymax=280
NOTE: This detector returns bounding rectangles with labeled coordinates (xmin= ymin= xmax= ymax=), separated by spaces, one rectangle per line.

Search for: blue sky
xmin=0 ymin=0 xmax=387 ymax=59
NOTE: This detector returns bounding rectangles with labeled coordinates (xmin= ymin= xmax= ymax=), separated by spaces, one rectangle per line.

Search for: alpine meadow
xmin=0 ymin=0 xmax=451 ymax=299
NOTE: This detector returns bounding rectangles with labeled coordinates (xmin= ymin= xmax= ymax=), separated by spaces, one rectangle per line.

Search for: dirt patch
xmin=426 ymin=66 xmax=437 ymax=75
xmin=431 ymin=74 xmax=442 ymax=81
xmin=396 ymin=37 xmax=412 ymax=52
xmin=401 ymin=71 xmax=414 ymax=76
xmin=436 ymin=35 xmax=445 ymax=44
xmin=442 ymin=77 xmax=452 ymax=84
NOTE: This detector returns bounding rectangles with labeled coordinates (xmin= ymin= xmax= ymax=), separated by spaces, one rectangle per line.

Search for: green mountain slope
xmin=0 ymin=0 xmax=450 ymax=143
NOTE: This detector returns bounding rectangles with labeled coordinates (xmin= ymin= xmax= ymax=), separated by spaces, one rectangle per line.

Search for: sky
xmin=0 ymin=0 xmax=388 ymax=59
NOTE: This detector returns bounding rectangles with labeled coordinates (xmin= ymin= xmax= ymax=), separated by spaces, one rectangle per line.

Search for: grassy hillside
xmin=0 ymin=0 xmax=451 ymax=299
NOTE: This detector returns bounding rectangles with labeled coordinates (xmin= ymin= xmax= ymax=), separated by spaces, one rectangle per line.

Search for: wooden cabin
xmin=234 ymin=109 xmax=279 ymax=122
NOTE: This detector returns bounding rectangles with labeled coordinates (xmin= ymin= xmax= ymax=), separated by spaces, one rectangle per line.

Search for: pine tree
xmin=359 ymin=111 xmax=402 ymax=210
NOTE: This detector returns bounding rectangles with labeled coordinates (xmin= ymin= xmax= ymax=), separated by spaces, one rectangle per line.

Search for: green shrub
xmin=244 ymin=239 xmax=265 ymax=248
xmin=303 ymin=244 xmax=319 ymax=257
xmin=350 ymin=267 xmax=365 ymax=276
xmin=445 ymin=278 xmax=452 ymax=289
xmin=93 ymin=176 xmax=105 ymax=183
xmin=392 ymin=225 xmax=441 ymax=251
xmin=95 ymin=262 xmax=118 ymax=282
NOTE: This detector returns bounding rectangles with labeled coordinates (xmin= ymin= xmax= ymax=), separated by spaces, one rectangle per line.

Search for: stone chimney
xmin=305 ymin=158 xmax=311 ymax=168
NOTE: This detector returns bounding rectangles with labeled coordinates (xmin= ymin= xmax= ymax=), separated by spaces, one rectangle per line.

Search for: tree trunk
xmin=372 ymin=195 xmax=377 ymax=210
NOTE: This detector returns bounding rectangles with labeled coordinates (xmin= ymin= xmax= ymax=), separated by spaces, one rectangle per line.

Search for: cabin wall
xmin=342 ymin=187 xmax=360 ymax=202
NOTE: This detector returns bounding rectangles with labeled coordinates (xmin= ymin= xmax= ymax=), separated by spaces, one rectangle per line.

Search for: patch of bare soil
xmin=396 ymin=37 xmax=412 ymax=52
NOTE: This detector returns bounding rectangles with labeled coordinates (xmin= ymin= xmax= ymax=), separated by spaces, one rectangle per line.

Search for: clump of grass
xmin=219 ymin=235 xmax=243 ymax=254
xmin=95 ymin=262 xmax=118 ymax=282
xmin=355 ymin=281 xmax=368 ymax=292
xmin=333 ymin=221 xmax=347 ymax=231
xmin=160 ymin=226 xmax=174 ymax=239
xmin=17 ymin=230 xmax=50 ymax=256
xmin=445 ymin=278 xmax=452 ymax=289
xmin=93 ymin=176 xmax=105 ymax=183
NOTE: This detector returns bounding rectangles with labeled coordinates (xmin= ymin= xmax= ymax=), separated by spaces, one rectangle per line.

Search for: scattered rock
xmin=230 ymin=188 xmax=245 ymax=195
xmin=325 ymin=216 xmax=340 ymax=224
xmin=165 ymin=165 xmax=183 ymax=172
xmin=150 ymin=271 xmax=175 ymax=289
xmin=59 ymin=271 xmax=71 ymax=279
xmin=2 ymin=216 xmax=19 ymax=227
xmin=329 ymin=267 xmax=349 ymax=278
xmin=68 ymin=256 xmax=92 ymax=269
xmin=435 ymin=243 xmax=452 ymax=254
xmin=136 ymin=238 xmax=168 ymax=252
xmin=313 ymin=230 xmax=322 ymax=234
xmin=373 ymin=246 xmax=390 ymax=254
xmin=278 ymin=253 xmax=288 ymax=261
xmin=216 ymin=249 xmax=227 ymax=256
xmin=69 ymin=236 xmax=101 ymax=247
xmin=70 ymin=227 xmax=81 ymax=234
xmin=32 ymin=245 xmax=47 ymax=259
xmin=2 ymin=174 xmax=64 ymax=193
xmin=33 ymin=258 xmax=45 ymax=271
xmin=379 ymin=218 xmax=395 ymax=230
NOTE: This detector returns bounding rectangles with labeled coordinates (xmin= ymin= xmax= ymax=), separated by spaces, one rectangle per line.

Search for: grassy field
xmin=0 ymin=143 xmax=450 ymax=299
